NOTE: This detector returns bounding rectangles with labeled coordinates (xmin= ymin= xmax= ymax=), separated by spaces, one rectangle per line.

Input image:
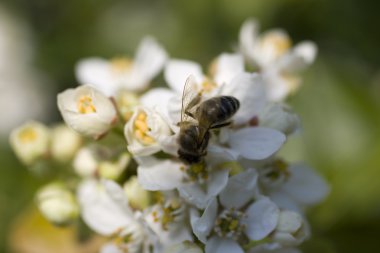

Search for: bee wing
xmin=181 ymin=75 xmax=202 ymax=123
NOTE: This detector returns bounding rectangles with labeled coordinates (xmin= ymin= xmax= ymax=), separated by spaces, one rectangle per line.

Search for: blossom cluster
xmin=10 ymin=19 xmax=329 ymax=253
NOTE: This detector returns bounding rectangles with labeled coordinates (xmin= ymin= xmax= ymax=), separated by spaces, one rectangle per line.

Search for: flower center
xmin=214 ymin=209 xmax=246 ymax=240
xmin=183 ymin=163 xmax=208 ymax=182
xmin=77 ymin=95 xmax=96 ymax=114
xmin=201 ymin=78 xmax=217 ymax=93
xmin=260 ymin=32 xmax=292 ymax=59
xmin=134 ymin=112 xmax=155 ymax=145
xmin=151 ymin=198 xmax=184 ymax=230
xmin=111 ymin=57 xmax=133 ymax=74
xmin=19 ymin=127 xmax=37 ymax=143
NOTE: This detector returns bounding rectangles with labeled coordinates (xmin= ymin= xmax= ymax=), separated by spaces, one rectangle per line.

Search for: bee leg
xmin=185 ymin=111 xmax=195 ymax=119
xmin=210 ymin=121 xmax=232 ymax=129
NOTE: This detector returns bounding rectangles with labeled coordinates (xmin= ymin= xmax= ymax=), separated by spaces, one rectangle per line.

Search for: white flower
xmin=76 ymin=36 xmax=168 ymax=96
xmin=73 ymin=147 xmax=98 ymax=177
xmin=124 ymin=176 xmax=151 ymax=210
xmin=77 ymin=179 xmax=147 ymax=253
xmin=9 ymin=121 xmax=50 ymax=165
xmin=239 ymin=18 xmax=317 ymax=101
xmin=258 ymin=103 xmax=300 ymax=135
xmin=50 ymin=124 xmax=82 ymax=162
xmin=143 ymin=196 xmax=193 ymax=252
xmin=259 ymin=162 xmax=330 ymax=212
xmin=124 ymin=106 xmax=176 ymax=156
xmin=57 ymin=85 xmax=117 ymax=138
xmin=36 ymin=182 xmax=79 ymax=226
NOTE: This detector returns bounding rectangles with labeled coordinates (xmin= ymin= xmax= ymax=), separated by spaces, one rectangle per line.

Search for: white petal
xmin=279 ymin=41 xmax=317 ymax=72
xmin=245 ymin=197 xmax=280 ymax=240
xmin=205 ymin=236 xmax=244 ymax=253
xmin=221 ymin=73 xmax=267 ymax=124
xmin=128 ymin=36 xmax=168 ymax=91
xmin=214 ymin=53 xmax=244 ymax=85
xmin=178 ymin=169 xmax=229 ymax=209
xmin=281 ymin=164 xmax=330 ymax=206
xmin=228 ymin=127 xmax=286 ymax=160
xmin=239 ymin=18 xmax=259 ymax=66
xmin=190 ymin=198 xmax=218 ymax=243
xmin=140 ymin=88 xmax=175 ymax=119
xmin=137 ymin=157 xmax=185 ymax=191
xmin=100 ymin=243 xmax=123 ymax=253
xmin=77 ymin=179 xmax=135 ymax=235
xmin=164 ymin=59 xmax=204 ymax=93
xmin=57 ymin=85 xmax=117 ymax=138
xmin=268 ymin=191 xmax=302 ymax=213
xmin=75 ymin=58 xmax=117 ymax=96
xmin=220 ymin=169 xmax=258 ymax=209
xmin=206 ymin=145 xmax=240 ymax=166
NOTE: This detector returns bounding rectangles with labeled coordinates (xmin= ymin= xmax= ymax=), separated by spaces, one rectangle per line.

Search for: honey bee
xmin=177 ymin=75 xmax=240 ymax=164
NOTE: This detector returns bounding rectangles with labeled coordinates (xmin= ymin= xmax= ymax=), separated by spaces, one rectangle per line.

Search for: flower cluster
xmin=10 ymin=19 xmax=328 ymax=253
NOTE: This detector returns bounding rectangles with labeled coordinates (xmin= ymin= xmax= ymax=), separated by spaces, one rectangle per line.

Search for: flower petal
xmin=190 ymin=198 xmax=218 ymax=243
xmin=128 ymin=36 xmax=168 ymax=91
xmin=164 ymin=59 xmax=204 ymax=93
xmin=137 ymin=157 xmax=185 ymax=191
xmin=140 ymin=87 xmax=175 ymax=119
xmin=228 ymin=127 xmax=286 ymax=160
xmin=239 ymin=18 xmax=259 ymax=66
xmin=281 ymin=164 xmax=330 ymax=206
xmin=220 ymin=169 xmax=259 ymax=209
xmin=205 ymin=236 xmax=244 ymax=253
xmin=245 ymin=197 xmax=280 ymax=240
xmin=77 ymin=179 xmax=135 ymax=235
xmin=221 ymin=73 xmax=267 ymax=124
xmin=75 ymin=58 xmax=117 ymax=97
xmin=279 ymin=41 xmax=317 ymax=73
xmin=178 ymin=169 xmax=229 ymax=209
xmin=214 ymin=53 xmax=244 ymax=85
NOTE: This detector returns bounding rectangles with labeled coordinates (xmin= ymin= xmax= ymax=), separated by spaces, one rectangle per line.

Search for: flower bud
xmin=98 ymin=152 xmax=131 ymax=180
xmin=115 ymin=90 xmax=139 ymax=121
xmin=259 ymin=103 xmax=300 ymax=135
xmin=123 ymin=176 xmax=150 ymax=210
xmin=164 ymin=241 xmax=203 ymax=253
xmin=9 ymin=121 xmax=50 ymax=165
xmin=50 ymin=124 xmax=82 ymax=162
xmin=57 ymin=85 xmax=117 ymax=138
xmin=36 ymin=182 xmax=79 ymax=226
xmin=73 ymin=147 xmax=98 ymax=177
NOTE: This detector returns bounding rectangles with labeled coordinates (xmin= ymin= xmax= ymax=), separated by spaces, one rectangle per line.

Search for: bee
xmin=177 ymin=75 xmax=240 ymax=164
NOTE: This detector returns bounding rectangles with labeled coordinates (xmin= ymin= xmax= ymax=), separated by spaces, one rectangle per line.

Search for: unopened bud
xmin=124 ymin=176 xmax=150 ymax=210
xmin=36 ymin=182 xmax=79 ymax=226
xmin=9 ymin=121 xmax=50 ymax=165
xmin=51 ymin=124 xmax=82 ymax=162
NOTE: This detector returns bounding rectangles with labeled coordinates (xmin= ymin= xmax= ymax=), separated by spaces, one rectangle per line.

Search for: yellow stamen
xmin=110 ymin=57 xmax=133 ymax=74
xmin=19 ymin=128 xmax=37 ymax=143
xmin=133 ymin=112 xmax=155 ymax=145
xmin=261 ymin=32 xmax=292 ymax=59
xmin=201 ymin=78 xmax=217 ymax=92
xmin=77 ymin=95 xmax=96 ymax=114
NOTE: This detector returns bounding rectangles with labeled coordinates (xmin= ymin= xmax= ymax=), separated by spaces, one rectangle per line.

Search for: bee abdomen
xmin=199 ymin=96 xmax=240 ymax=124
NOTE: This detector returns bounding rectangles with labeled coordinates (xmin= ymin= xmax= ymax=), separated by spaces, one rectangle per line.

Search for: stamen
xmin=111 ymin=57 xmax=133 ymax=74
xmin=77 ymin=95 xmax=96 ymax=114
xmin=133 ymin=112 xmax=155 ymax=145
xmin=214 ymin=209 xmax=247 ymax=240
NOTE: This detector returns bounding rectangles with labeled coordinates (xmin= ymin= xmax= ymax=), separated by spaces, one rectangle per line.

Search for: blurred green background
xmin=0 ymin=0 xmax=379 ymax=252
